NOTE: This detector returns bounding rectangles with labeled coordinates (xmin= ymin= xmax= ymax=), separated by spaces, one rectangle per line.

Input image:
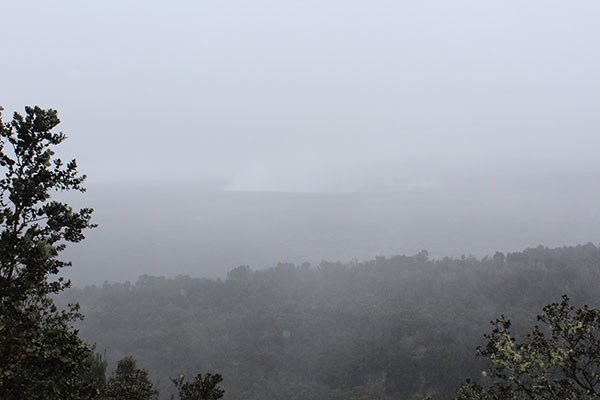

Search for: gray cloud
xmin=2 ymin=0 xmax=599 ymax=191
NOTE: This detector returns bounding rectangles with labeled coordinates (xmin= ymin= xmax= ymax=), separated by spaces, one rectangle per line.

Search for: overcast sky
xmin=2 ymin=1 xmax=599 ymax=192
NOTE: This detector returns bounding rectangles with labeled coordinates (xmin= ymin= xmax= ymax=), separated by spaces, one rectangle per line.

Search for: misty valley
xmin=2 ymin=108 xmax=600 ymax=400
xmin=3 ymin=1 xmax=600 ymax=398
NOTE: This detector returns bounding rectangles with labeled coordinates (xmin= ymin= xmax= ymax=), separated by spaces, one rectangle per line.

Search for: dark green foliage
xmin=456 ymin=295 xmax=600 ymax=399
xmin=0 ymin=298 xmax=98 ymax=400
xmin=102 ymin=356 xmax=158 ymax=400
xmin=172 ymin=373 xmax=224 ymax=400
xmin=82 ymin=345 xmax=108 ymax=396
xmin=0 ymin=106 xmax=97 ymax=399
xmin=0 ymin=106 xmax=94 ymax=302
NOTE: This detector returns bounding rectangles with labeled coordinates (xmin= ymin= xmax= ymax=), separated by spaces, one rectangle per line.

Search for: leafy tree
xmin=172 ymin=373 xmax=225 ymax=400
xmin=456 ymin=295 xmax=600 ymax=399
xmin=0 ymin=105 xmax=93 ymax=302
xmin=0 ymin=298 xmax=101 ymax=399
xmin=82 ymin=345 xmax=108 ymax=396
xmin=0 ymin=106 xmax=97 ymax=399
xmin=103 ymin=356 xmax=158 ymax=400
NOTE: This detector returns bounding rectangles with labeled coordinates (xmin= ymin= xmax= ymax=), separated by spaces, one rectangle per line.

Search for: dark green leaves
xmin=172 ymin=373 xmax=225 ymax=400
xmin=0 ymin=106 xmax=98 ymax=399
xmin=103 ymin=356 xmax=158 ymax=400
xmin=0 ymin=105 xmax=95 ymax=301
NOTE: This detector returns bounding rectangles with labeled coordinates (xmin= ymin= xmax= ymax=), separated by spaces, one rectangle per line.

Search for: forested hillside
xmin=61 ymin=243 xmax=600 ymax=400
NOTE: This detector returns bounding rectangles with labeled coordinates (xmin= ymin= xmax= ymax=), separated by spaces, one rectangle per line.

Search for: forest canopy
xmin=62 ymin=244 xmax=600 ymax=400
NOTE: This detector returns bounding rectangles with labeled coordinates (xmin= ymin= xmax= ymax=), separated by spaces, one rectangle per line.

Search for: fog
xmin=58 ymin=174 xmax=600 ymax=285
xmin=2 ymin=1 xmax=600 ymax=283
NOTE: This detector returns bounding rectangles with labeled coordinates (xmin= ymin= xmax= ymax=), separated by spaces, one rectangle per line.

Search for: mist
xmin=4 ymin=2 xmax=600 ymax=400
xmin=2 ymin=1 xmax=600 ymax=192
xmin=56 ymin=173 xmax=600 ymax=285
xmin=3 ymin=1 xmax=600 ymax=284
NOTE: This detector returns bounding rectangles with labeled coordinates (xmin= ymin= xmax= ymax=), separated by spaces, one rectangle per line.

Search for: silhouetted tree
xmin=172 ymin=373 xmax=225 ymax=400
xmin=103 ymin=356 xmax=158 ymax=400
xmin=0 ymin=106 xmax=97 ymax=399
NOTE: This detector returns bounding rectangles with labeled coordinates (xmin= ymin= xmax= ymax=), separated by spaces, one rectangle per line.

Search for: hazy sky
xmin=2 ymin=1 xmax=600 ymax=192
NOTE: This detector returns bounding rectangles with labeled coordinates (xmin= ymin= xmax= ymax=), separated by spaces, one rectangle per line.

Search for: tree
xmin=103 ymin=356 xmax=158 ymax=400
xmin=82 ymin=345 xmax=108 ymax=396
xmin=172 ymin=373 xmax=225 ymax=400
xmin=0 ymin=105 xmax=94 ymax=302
xmin=0 ymin=106 xmax=97 ymax=399
xmin=456 ymin=295 xmax=600 ymax=400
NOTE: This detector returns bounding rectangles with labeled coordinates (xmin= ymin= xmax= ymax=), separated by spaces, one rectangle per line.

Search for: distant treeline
xmin=60 ymin=243 xmax=600 ymax=400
